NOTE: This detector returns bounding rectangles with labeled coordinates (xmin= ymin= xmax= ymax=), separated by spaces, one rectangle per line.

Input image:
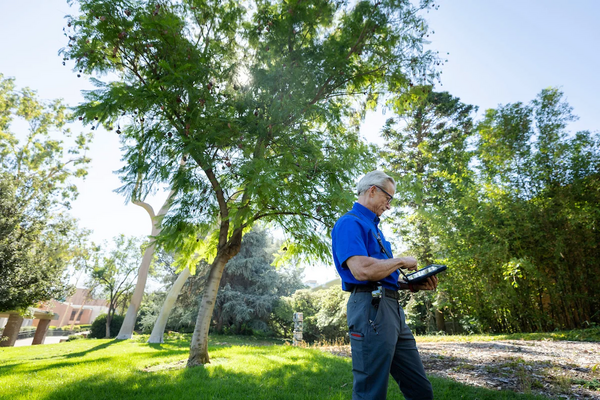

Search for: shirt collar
xmin=352 ymin=202 xmax=380 ymax=226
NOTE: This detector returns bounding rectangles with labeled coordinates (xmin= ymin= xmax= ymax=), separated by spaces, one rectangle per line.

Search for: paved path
xmin=14 ymin=336 xmax=69 ymax=347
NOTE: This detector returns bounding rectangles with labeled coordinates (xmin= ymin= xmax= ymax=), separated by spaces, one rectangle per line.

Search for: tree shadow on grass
xmin=64 ymin=339 xmax=121 ymax=359
xmin=0 ymin=340 xmax=188 ymax=376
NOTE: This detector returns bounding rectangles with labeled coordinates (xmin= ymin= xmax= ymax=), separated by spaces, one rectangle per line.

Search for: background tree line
xmin=382 ymin=86 xmax=600 ymax=334
xmin=3 ymin=75 xmax=598 ymax=342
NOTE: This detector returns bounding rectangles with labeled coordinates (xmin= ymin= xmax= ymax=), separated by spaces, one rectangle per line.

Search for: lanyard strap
xmin=346 ymin=212 xmax=410 ymax=281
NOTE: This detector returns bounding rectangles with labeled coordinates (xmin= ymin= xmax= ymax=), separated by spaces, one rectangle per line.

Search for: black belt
xmin=353 ymin=285 xmax=399 ymax=300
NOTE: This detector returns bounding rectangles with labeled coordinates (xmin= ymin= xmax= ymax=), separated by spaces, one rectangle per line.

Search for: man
xmin=332 ymin=170 xmax=437 ymax=400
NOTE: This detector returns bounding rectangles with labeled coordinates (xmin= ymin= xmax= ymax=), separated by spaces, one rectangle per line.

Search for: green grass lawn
xmin=0 ymin=335 xmax=553 ymax=400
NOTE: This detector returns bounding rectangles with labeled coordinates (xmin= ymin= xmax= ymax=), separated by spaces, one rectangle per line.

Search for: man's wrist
xmin=398 ymin=282 xmax=418 ymax=293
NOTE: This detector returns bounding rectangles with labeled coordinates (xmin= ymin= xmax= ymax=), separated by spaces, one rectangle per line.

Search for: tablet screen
xmin=404 ymin=264 xmax=447 ymax=283
xmin=407 ymin=266 xmax=436 ymax=280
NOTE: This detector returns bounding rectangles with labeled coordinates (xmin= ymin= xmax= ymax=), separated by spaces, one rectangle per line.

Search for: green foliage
xmin=136 ymin=291 xmax=166 ymax=333
xmin=272 ymin=286 xmax=350 ymax=343
xmin=89 ymin=314 xmax=125 ymax=339
xmin=90 ymin=235 xmax=144 ymax=336
xmin=444 ymin=88 xmax=600 ymax=333
xmin=138 ymin=230 xmax=305 ymax=335
xmin=0 ymin=174 xmax=70 ymax=311
xmin=404 ymin=292 xmax=436 ymax=335
xmin=60 ymin=0 xmax=441 ymax=269
xmin=382 ymin=89 xmax=476 ymax=333
xmin=213 ymin=229 xmax=306 ymax=334
xmin=314 ymin=285 xmax=350 ymax=341
xmin=0 ymin=75 xmax=93 ymax=313
xmin=62 ymin=0 xmax=445 ymax=363
xmin=382 ymin=89 xmax=476 ymax=264
xmin=0 ymin=74 xmax=92 ymax=211
xmin=385 ymin=87 xmax=600 ymax=333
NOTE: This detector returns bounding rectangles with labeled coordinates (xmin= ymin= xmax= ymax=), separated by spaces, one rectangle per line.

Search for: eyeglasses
xmin=372 ymin=185 xmax=394 ymax=204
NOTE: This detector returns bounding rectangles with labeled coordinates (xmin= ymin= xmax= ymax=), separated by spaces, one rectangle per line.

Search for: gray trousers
xmin=347 ymin=291 xmax=433 ymax=400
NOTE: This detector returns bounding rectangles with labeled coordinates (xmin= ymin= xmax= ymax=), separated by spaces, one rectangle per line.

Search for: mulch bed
xmin=319 ymin=340 xmax=600 ymax=399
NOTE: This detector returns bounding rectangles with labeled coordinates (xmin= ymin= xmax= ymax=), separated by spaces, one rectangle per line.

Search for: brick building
xmin=32 ymin=288 xmax=109 ymax=328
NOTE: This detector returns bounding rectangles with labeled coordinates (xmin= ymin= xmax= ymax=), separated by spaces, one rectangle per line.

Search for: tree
xmin=62 ymin=0 xmax=440 ymax=365
xmin=148 ymin=259 xmax=210 ymax=334
xmin=458 ymin=88 xmax=600 ymax=332
xmin=413 ymin=88 xmax=600 ymax=333
xmin=146 ymin=266 xmax=190 ymax=342
xmin=89 ymin=313 xmax=125 ymax=339
xmin=116 ymin=177 xmax=178 ymax=340
xmin=143 ymin=230 xmax=305 ymax=339
xmin=0 ymin=74 xmax=92 ymax=213
xmin=381 ymin=89 xmax=477 ymax=332
xmin=0 ymin=74 xmax=92 ymax=312
xmin=90 ymin=235 xmax=142 ymax=338
xmin=144 ymin=249 xmax=196 ymax=343
xmin=0 ymin=173 xmax=70 ymax=311
xmin=212 ymin=229 xmax=305 ymax=334
xmin=65 ymin=232 xmax=100 ymax=330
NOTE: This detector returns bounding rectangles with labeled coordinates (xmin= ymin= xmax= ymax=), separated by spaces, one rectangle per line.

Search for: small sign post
xmin=293 ymin=312 xmax=303 ymax=346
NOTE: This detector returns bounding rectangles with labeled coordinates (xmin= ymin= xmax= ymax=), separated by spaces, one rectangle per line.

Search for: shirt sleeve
xmin=333 ymin=217 xmax=369 ymax=268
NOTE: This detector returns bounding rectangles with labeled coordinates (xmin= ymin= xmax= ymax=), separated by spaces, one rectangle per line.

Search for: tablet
xmin=402 ymin=264 xmax=447 ymax=284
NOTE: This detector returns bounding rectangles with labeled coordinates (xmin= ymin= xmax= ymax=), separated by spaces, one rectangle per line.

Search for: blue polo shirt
xmin=331 ymin=202 xmax=399 ymax=291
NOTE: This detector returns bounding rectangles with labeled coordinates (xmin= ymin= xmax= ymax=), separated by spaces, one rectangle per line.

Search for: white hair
xmin=356 ymin=171 xmax=395 ymax=195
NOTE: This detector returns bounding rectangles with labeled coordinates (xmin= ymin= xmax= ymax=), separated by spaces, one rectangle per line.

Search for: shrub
xmin=66 ymin=335 xmax=83 ymax=342
xmin=89 ymin=314 xmax=125 ymax=339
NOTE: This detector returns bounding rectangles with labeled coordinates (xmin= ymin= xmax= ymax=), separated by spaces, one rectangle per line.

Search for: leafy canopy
xmin=61 ymin=0 xmax=441 ymax=267
xmin=0 ymin=75 xmax=93 ymax=312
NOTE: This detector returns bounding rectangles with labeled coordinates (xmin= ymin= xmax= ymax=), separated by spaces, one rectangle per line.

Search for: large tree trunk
xmin=147 ymin=267 xmax=191 ymax=343
xmin=116 ymin=190 xmax=174 ymax=340
xmin=115 ymin=240 xmax=157 ymax=339
xmin=187 ymin=257 xmax=228 ymax=366
xmin=187 ymin=165 xmax=243 ymax=366
xmin=187 ymin=228 xmax=242 ymax=367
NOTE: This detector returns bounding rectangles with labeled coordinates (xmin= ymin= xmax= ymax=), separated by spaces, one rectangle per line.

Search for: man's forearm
xmin=347 ymin=256 xmax=415 ymax=282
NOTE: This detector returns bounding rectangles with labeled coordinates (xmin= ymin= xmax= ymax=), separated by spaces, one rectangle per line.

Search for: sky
xmin=1 ymin=0 xmax=599 ymax=285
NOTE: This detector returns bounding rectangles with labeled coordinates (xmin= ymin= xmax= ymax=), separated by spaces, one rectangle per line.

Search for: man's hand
xmin=413 ymin=275 xmax=438 ymax=291
xmin=399 ymin=256 xmax=418 ymax=271
xmin=398 ymin=275 xmax=438 ymax=293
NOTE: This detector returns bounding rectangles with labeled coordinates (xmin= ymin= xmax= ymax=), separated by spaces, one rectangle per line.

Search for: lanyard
xmin=347 ymin=212 xmax=410 ymax=282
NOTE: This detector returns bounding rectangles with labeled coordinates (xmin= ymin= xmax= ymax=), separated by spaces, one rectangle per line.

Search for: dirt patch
xmin=143 ymin=359 xmax=187 ymax=372
xmin=320 ymin=340 xmax=600 ymax=399
xmin=142 ymin=356 xmax=232 ymax=372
